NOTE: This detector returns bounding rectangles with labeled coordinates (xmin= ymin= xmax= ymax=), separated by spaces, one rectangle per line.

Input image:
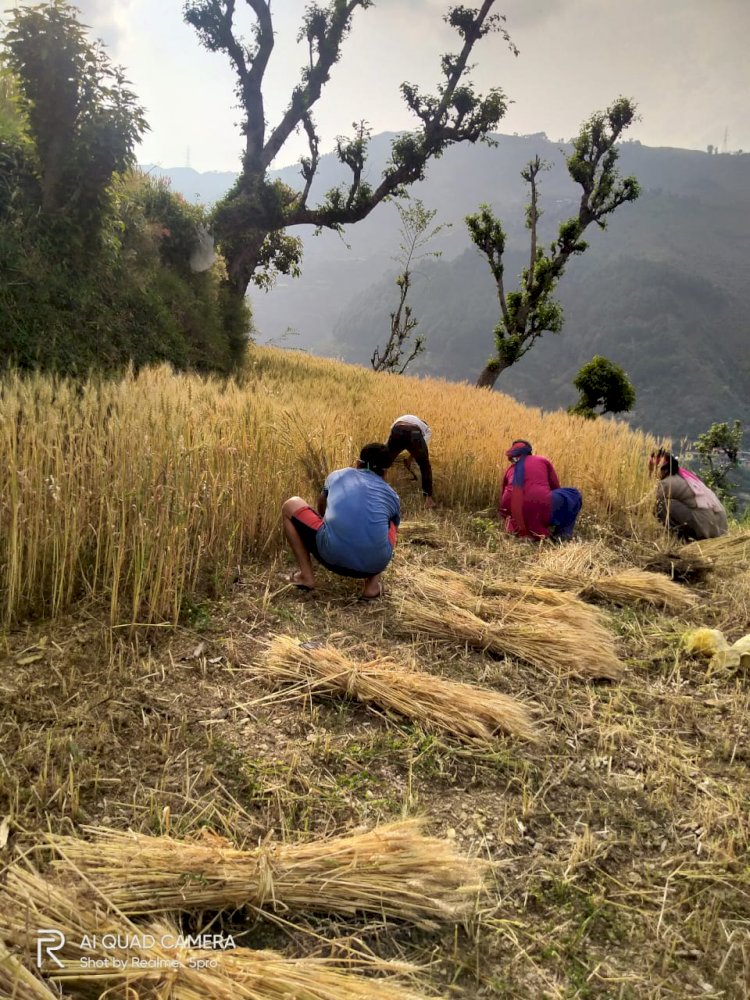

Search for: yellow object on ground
xmin=683 ymin=628 xmax=750 ymax=669
xmin=683 ymin=628 xmax=729 ymax=657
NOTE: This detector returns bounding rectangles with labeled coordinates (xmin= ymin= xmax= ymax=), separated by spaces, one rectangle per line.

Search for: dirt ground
xmin=2 ymin=481 xmax=749 ymax=999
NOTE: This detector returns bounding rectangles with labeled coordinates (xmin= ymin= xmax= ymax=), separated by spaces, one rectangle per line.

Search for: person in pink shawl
xmin=499 ymin=440 xmax=561 ymax=538
xmin=650 ymin=450 xmax=727 ymax=540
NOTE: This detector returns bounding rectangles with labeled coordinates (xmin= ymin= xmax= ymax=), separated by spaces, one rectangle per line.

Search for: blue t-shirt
xmin=317 ymin=468 xmax=401 ymax=574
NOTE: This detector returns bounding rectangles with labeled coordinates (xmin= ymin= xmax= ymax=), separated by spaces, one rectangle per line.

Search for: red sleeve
xmin=546 ymin=460 xmax=560 ymax=491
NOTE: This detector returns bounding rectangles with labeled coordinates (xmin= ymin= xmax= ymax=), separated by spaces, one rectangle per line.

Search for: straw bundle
xmin=259 ymin=634 xmax=537 ymax=742
xmin=519 ymin=544 xmax=698 ymax=613
xmin=578 ymin=569 xmax=698 ymax=612
xmin=412 ymin=567 xmax=566 ymax=603
xmin=395 ymin=592 xmax=623 ymax=680
xmin=0 ymin=940 xmax=65 ymax=1000
xmin=146 ymin=928 xmax=432 ymax=1000
xmin=397 ymin=521 xmax=443 ymax=547
xmin=58 ymin=925 xmax=433 ymax=1000
xmin=528 ymin=566 xmax=697 ymax=613
xmin=641 ymin=550 xmax=714 ymax=584
xmin=50 ymin=818 xmax=485 ymax=925
xmin=409 ymin=568 xmax=606 ymax=633
xmin=680 ymin=530 xmax=750 ymax=571
xmin=0 ymin=869 xmax=435 ymax=1000
xmin=0 ymin=865 xmax=136 ymax=1000
xmin=481 ymin=579 xmax=588 ymax=608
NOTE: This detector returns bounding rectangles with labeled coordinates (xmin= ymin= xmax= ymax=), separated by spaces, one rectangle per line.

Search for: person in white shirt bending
xmin=385 ymin=414 xmax=435 ymax=509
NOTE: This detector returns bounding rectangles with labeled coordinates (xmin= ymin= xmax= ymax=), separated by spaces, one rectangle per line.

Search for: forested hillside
xmin=153 ymin=133 xmax=750 ymax=440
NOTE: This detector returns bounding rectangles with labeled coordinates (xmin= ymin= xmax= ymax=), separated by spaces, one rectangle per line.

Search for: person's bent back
xmin=280 ymin=442 xmax=400 ymax=599
xmin=653 ymin=452 xmax=728 ymax=541
xmin=318 ymin=461 xmax=399 ymax=575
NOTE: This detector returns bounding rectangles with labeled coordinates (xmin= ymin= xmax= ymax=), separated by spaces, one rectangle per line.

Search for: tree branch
xmin=261 ymin=1 xmax=369 ymax=170
xmin=296 ymin=111 xmax=320 ymax=208
xmin=242 ymin=0 xmax=274 ymax=166
xmin=432 ymin=0 xmax=495 ymax=126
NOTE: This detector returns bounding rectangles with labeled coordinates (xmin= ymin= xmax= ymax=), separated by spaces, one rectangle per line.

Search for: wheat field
xmin=0 ymin=347 xmax=658 ymax=625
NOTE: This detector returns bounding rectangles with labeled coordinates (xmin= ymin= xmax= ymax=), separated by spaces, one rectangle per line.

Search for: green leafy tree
xmin=183 ymin=0 xmax=516 ymax=301
xmin=0 ymin=5 xmax=249 ymax=376
xmin=569 ymin=355 xmax=636 ymax=419
xmin=0 ymin=62 xmax=25 ymax=142
xmin=467 ymin=98 xmax=640 ymax=389
xmin=2 ymin=0 xmax=147 ymax=242
xmin=693 ymin=420 xmax=743 ymax=509
xmin=371 ymin=199 xmax=448 ymax=374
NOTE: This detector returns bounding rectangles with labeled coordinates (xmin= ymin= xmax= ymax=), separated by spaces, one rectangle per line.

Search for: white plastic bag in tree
xmin=190 ymin=224 xmax=217 ymax=272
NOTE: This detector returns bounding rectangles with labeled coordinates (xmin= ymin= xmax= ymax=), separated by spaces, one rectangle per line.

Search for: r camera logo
xmin=36 ymin=929 xmax=65 ymax=969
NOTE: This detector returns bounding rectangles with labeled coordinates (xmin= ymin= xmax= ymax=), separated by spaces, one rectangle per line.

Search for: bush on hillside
xmin=0 ymin=164 xmax=251 ymax=376
xmin=0 ymin=3 xmax=250 ymax=377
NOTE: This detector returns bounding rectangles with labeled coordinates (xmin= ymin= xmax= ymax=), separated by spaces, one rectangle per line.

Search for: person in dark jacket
xmin=385 ymin=414 xmax=435 ymax=508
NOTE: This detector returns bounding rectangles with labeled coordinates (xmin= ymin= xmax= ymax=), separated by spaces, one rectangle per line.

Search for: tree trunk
xmin=475 ymin=358 xmax=509 ymax=389
xmin=223 ymin=231 xmax=268 ymax=303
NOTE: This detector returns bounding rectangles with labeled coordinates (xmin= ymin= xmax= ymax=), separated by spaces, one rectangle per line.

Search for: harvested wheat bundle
xmin=397 ymin=521 xmax=443 ymax=547
xmin=259 ymin=634 xmax=536 ymax=742
xmin=50 ymin=817 xmax=485 ymax=925
xmin=642 ymin=550 xmax=714 ymax=584
xmin=578 ymin=569 xmax=698 ymax=612
xmin=680 ymin=530 xmax=750 ymax=571
xmin=415 ymin=567 xmax=568 ymax=605
xmin=529 ymin=566 xmax=698 ymax=613
xmin=521 ymin=544 xmax=698 ymax=613
xmin=55 ymin=921 xmax=432 ymax=1000
xmin=0 ymin=865 xmax=143 ymax=1000
xmin=1 ymin=871 xmax=433 ymax=1000
xmin=0 ymin=940 xmax=64 ymax=1000
xmin=70 ymin=918 xmax=431 ymax=1000
xmin=396 ymin=593 xmax=623 ymax=680
xmin=482 ymin=579 xmax=586 ymax=607
xmin=410 ymin=568 xmax=606 ymax=633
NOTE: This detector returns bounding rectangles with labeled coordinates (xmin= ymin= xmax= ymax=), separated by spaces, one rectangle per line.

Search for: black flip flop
xmin=279 ymin=572 xmax=314 ymax=592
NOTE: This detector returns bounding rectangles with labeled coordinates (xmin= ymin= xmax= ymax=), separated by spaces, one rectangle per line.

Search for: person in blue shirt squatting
xmin=280 ymin=443 xmax=401 ymax=600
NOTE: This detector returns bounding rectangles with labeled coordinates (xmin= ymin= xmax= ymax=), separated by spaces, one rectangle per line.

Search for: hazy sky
xmin=2 ymin=0 xmax=748 ymax=171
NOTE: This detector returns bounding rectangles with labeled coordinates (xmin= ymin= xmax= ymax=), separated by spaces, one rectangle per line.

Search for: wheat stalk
xmin=49 ymin=818 xmax=485 ymax=926
xmin=259 ymin=634 xmax=538 ymax=743
xmin=396 ymin=586 xmax=623 ymax=681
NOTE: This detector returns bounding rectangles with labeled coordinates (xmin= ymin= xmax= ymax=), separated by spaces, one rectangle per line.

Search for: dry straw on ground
xmin=258 ymin=634 xmax=537 ymax=743
xmin=526 ymin=543 xmax=698 ymax=612
xmin=409 ymin=567 xmax=607 ymax=633
xmin=0 ymin=868 xmax=435 ymax=1000
xmin=396 ymin=521 xmax=444 ymax=547
xmin=50 ymin=818 xmax=486 ymax=925
xmin=680 ymin=529 xmax=750 ymax=571
xmin=396 ymin=581 xmax=623 ymax=681
xmin=0 ymin=940 xmax=64 ymax=1000
xmin=578 ymin=569 xmax=698 ymax=611
xmin=528 ymin=566 xmax=698 ymax=613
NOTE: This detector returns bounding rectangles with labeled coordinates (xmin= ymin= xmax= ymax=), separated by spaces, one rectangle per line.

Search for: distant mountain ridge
xmin=144 ymin=132 xmax=750 ymax=441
